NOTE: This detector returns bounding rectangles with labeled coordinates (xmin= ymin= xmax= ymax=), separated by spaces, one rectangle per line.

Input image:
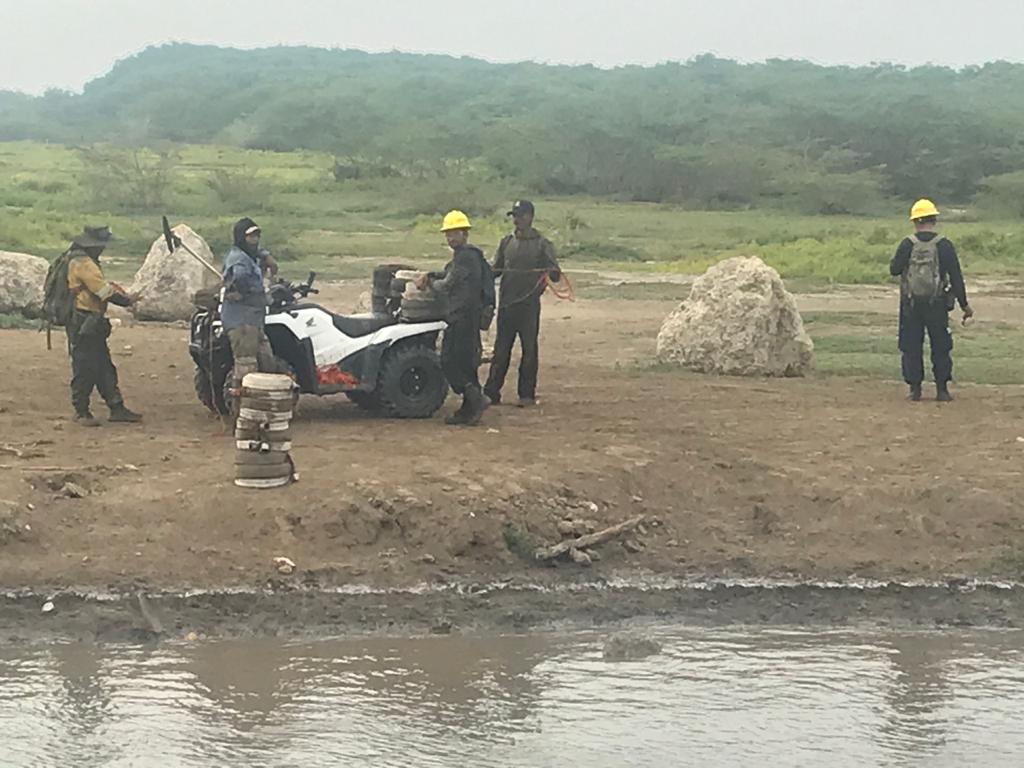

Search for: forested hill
xmin=3 ymin=44 xmax=1024 ymax=212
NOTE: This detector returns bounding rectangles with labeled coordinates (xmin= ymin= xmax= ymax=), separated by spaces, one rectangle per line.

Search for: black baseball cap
xmin=507 ymin=200 xmax=535 ymax=216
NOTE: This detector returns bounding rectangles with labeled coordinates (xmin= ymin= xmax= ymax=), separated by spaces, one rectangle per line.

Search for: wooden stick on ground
xmin=0 ymin=465 xmax=85 ymax=472
xmin=1 ymin=445 xmax=47 ymax=459
xmin=534 ymin=515 xmax=645 ymax=561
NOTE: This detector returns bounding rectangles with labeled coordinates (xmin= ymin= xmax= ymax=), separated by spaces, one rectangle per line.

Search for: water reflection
xmin=880 ymin=635 xmax=955 ymax=758
xmin=1 ymin=628 xmax=1022 ymax=767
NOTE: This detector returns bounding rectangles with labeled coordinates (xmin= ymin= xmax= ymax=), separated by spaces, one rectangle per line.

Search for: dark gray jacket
xmin=431 ymin=244 xmax=484 ymax=325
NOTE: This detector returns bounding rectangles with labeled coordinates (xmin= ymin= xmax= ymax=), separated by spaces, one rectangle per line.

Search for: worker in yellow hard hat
xmin=889 ymin=199 xmax=973 ymax=402
xmin=415 ymin=210 xmax=488 ymax=425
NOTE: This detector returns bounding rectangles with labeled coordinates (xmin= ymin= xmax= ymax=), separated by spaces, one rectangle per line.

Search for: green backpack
xmin=903 ymin=234 xmax=945 ymax=302
xmin=41 ymin=249 xmax=76 ymax=348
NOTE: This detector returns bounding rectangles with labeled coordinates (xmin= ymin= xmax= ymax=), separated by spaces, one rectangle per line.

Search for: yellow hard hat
xmin=910 ymin=199 xmax=940 ymax=221
xmin=440 ymin=210 xmax=472 ymax=232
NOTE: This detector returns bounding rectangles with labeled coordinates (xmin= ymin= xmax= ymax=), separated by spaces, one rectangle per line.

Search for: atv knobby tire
xmin=195 ymin=365 xmax=231 ymax=416
xmin=234 ymin=462 xmax=293 ymax=480
xmin=194 ymin=367 xmax=215 ymax=412
xmin=376 ymin=343 xmax=448 ymax=419
xmin=237 ymin=397 xmax=293 ymax=413
xmin=235 ymin=426 xmax=293 ymax=441
xmin=235 ymin=449 xmax=291 ymax=466
xmin=223 ymin=367 xmax=240 ymax=421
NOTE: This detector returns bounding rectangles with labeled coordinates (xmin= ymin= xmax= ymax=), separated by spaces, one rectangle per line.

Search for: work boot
xmin=936 ymin=383 xmax=954 ymax=403
xmin=484 ymin=390 xmax=501 ymax=406
xmin=908 ymin=384 xmax=922 ymax=402
xmin=462 ymin=385 xmax=487 ymax=426
xmin=517 ymin=397 xmax=537 ymax=408
xmin=108 ymin=404 xmax=143 ymax=423
xmin=444 ymin=395 xmax=470 ymax=425
xmin=74 ymin=411 xmax=101 ymax=428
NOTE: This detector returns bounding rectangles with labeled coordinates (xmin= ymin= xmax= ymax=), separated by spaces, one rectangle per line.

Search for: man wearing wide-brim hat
xmin=66 ymin=225 xmax=142 ymax=426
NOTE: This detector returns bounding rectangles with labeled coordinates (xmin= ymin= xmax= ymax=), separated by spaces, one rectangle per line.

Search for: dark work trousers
xmin=484 ymin=299 xmax=542 ymax=401
xmin=441 ymin=319 xmax=481 ymax=396
xmin=68 ymin=311 xmax=123 ymax=414
xmin=898 ymin=300 xmax=953 ymax=385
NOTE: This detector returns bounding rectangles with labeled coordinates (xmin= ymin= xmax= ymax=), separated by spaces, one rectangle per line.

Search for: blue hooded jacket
xmin=221 ymin=217 xmax=267 ymax=330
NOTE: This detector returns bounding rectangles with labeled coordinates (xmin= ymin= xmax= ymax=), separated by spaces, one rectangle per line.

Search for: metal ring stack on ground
xmin=234 ymin=372 xmax=297 ymax=489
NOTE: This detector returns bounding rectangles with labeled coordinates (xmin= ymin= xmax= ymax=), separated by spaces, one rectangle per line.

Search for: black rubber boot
xmin=445 ymin=397 xmax=469 ymax=425
xmin=908 ymin=384 xmax=922 ymax=402
xmin=108 ymin=404 xmax=143 ymax=423
xmin=936 ymin=383 xmax=953 ymax=402
xmin=74 ymin=411 xmax=101 ymax=428
xmin=462 ymin=385 xmax=486 ymax=426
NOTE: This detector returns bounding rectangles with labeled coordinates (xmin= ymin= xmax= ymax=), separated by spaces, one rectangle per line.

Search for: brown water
xmin=2 ymin=626 xmax=1023 ymax=767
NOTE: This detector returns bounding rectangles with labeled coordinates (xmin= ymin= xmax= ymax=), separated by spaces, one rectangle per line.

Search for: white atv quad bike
xmin=189 ymin=270 xmax=449 ymax=418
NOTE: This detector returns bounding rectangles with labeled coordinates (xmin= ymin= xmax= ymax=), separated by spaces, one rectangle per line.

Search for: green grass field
xmin=633 ymin=308 xmax=1024 ymax=386
xmin=802 ymin=311 xmax=1024 ymax=385
xmin=2 ymin=140 xmax=1022 ymax=286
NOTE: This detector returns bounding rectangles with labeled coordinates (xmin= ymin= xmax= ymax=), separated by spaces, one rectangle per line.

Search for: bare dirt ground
xmin=3 ymin=281 xmax=1024 ymax=596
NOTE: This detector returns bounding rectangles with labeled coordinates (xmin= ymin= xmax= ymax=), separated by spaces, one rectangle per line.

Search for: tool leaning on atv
xmin=188 ymin=265 xmax=451 ymax=419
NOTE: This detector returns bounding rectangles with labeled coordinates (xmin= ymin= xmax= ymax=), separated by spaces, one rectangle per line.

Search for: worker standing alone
xmin=65 ymin=226 xmax=142 ymax=426
xmin=890 ymin=199 xmax=973 ymax=402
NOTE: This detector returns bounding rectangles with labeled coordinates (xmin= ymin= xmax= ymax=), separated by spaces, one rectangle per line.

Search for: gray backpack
xmin=903 ymin=234 xmax=945 ymax=302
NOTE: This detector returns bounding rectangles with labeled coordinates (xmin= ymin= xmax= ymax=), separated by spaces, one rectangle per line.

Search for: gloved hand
xmin=548 ymin=269 xmax=562 ymax=282
xmin=962 ymin=304 xmax=974 ymax=325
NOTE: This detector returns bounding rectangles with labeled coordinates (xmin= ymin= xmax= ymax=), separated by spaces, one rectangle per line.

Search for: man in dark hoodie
xmin=483 ymin=200 xmax=561 ymax=407
xmin=222 ymin=217 xmax=277 ymax=389
xmin=416 ymin=210 xmax=487 ymax=426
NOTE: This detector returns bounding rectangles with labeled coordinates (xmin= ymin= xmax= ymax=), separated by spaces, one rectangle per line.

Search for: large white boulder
xmin=130 ymin=224 xmax=221 ymax=321
xmin=0 ymin=250 xmax=49 ymax=318
xmin=656 ymin=256 xmax=813 ymax=377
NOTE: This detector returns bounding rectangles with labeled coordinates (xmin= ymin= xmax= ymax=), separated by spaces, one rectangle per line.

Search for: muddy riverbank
xmin=4 ymin=579 xmax=1024 ymax=644
xmin=4 ymin=282 xmax=1024 ymax=633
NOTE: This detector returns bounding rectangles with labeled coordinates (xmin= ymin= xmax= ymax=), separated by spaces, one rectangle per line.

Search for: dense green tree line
xmin=2 ymin=44 xmax=1024 ymax=214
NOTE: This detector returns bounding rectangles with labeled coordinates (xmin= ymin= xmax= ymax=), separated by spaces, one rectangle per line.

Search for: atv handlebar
xmin=268 ymin=271 xmax=318 ymax=309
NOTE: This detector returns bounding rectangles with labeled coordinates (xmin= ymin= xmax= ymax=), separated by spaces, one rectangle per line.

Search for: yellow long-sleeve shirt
xmin=67 ymin=253 xmax=115 ymax=313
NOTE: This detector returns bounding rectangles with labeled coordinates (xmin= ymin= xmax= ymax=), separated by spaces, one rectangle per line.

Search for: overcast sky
xmin=2 ymin=0 xmax=1022 ymax=94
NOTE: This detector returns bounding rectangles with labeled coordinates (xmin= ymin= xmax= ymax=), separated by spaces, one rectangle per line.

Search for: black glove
xmin=549 ymin=269 xmax=562 ymax=282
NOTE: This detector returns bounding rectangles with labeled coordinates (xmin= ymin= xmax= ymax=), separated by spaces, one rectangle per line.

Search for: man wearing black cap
xmin=65 ymin=226 xmax=142 ymax=426
xmin=483 ymin=200 xmax=561 ymax=407
xmin=222 ymin=217 xmax=279 ymax=391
